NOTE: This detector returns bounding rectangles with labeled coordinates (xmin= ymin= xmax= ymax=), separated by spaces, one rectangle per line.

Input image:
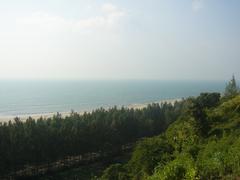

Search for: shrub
xmin=150 ymin=154 xmax=198 ymax=180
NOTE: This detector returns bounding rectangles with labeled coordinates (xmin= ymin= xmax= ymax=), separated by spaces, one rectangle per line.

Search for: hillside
xmin=0 ymin=77 xmax=239 ymax=179
xmin=100 ymin=94 xmax=240 ymax=179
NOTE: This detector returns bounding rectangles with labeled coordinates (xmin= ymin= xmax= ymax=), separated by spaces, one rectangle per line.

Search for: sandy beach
xmin=0 ymin=98 xmax=182 ymax=123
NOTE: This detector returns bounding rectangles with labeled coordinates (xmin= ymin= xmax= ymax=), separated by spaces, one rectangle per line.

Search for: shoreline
xmin=0 ymin=98 xmax=182 ymax=123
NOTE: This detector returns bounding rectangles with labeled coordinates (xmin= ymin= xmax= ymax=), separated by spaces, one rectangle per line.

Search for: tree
xmin=224 ymin=75 xmax=239 ymax=98
xmin=150 ymin=154 xmax=197 ymax=180
xmin=127 ymin=135 xmax=174 ymax=178
xmin=189 ymin=93 xmax=220 ymax=136
xmin=0 ymin=100 xmax=184 ymax=176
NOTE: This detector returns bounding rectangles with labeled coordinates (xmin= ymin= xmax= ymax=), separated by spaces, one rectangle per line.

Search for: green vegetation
xmin=224 ymin=75 xmax=239 ymax=99
xmin=0 ymin=99 xmax=184 ymax=176
xmin=1 ymin=77 xmax=240 ymax=179
xmin=100 ymin=77 xmax=240 ymax=180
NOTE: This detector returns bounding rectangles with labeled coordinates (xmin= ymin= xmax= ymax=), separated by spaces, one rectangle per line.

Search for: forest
xmin=0 ymin=91 xmax=184 ymax=177
xmin=0 ymin=76 xmax=239 ymax=179
xmin=100 ymin=76 xmax=240 ymax=180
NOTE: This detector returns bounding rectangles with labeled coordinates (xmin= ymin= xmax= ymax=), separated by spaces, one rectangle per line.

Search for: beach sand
xmin=0 ymin=98 xmax=182 ymax=123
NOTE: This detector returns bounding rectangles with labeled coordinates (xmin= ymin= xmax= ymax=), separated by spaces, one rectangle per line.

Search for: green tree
xmin=150 ymin=154 xmax=197 ymax=180
xmin=224 ymin=75 xmax=239 ymax=98
xmin=127 ymin=135 xmax=174 ymax=178
xmin=189 ymin=93 xmax=220 ymax=136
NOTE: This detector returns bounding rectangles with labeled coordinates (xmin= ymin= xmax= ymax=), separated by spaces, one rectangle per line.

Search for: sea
xmin=0 ymin=80 xmax=226 ymax=116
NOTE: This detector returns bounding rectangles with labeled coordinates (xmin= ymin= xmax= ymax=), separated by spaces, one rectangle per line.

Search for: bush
xmin=197 ymin=135 xmax=240 ymax=179
xmin=166 ymin=117 xmax=200 ymax=153
xmin=127 ymin=135 xmax=174 ymax=178
xmin=150 ymin=154 xmax=197 ymax=180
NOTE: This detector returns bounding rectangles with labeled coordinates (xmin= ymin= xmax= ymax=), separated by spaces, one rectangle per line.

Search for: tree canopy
xmin=100 ymin=92 xmax=240 ymax=180
xmin=0 ymin=101 xmax=184 ymax=176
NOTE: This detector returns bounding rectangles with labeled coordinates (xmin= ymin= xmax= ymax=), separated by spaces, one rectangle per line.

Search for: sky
xmin=0 ymin=0 xmax=240 ymax=81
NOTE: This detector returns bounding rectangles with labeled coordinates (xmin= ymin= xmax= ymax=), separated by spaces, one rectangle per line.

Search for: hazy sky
xmin=0 ymin=0 xmax=239 ymax=80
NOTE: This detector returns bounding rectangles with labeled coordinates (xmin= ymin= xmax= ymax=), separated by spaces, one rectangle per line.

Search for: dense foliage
xmin=0 ymin=101 xmax=184 ymax=175
xmin=1 ymin=77 xmax=239 ymax=179
xmin=100 ymin=78 xmax=240 ymax=180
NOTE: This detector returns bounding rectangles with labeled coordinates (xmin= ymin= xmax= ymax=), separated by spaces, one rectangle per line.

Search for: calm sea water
xmin=0 ymin=80 xmax=225 ymax=116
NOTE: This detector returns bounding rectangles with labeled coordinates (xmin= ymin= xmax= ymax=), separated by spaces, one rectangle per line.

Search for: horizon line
xmin=0 ymin=77 xmax=233 ymax=82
